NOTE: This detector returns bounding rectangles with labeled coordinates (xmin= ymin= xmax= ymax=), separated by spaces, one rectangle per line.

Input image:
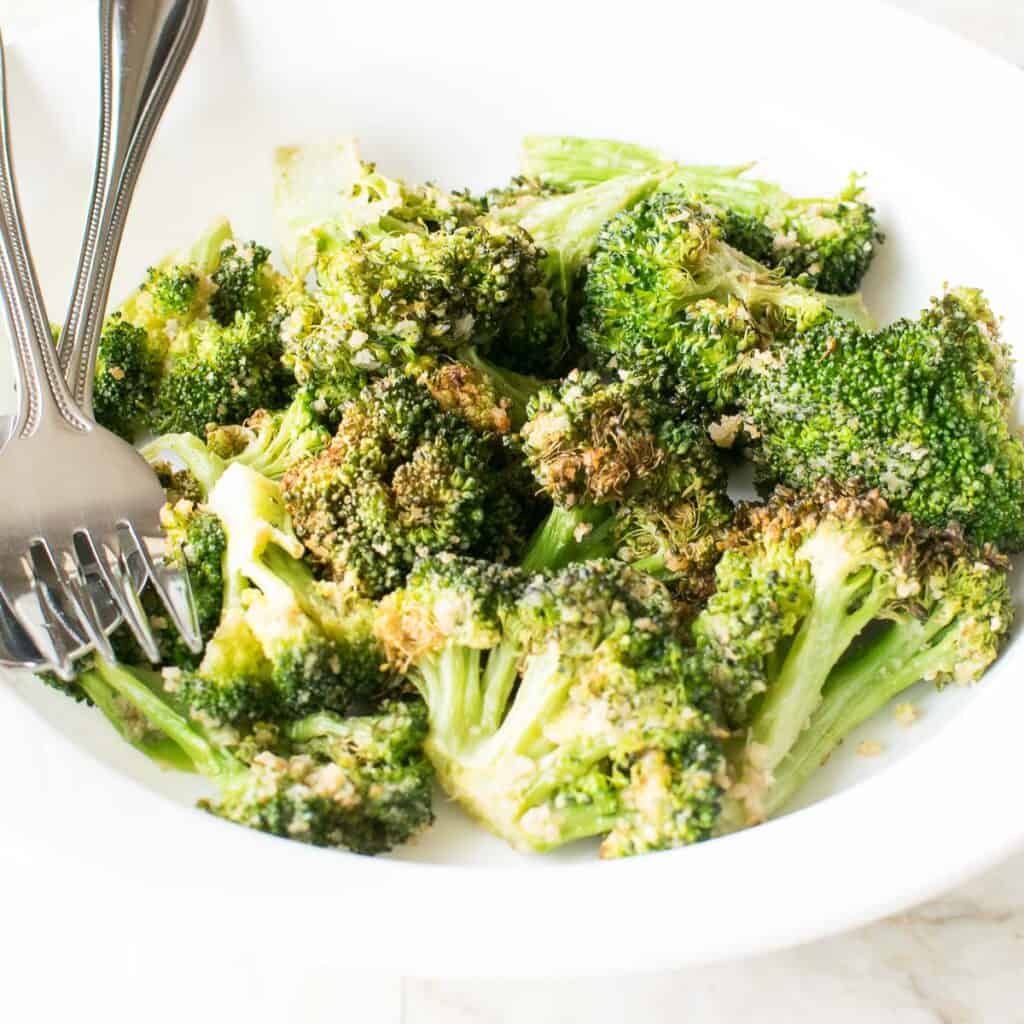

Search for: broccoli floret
xmin=579 ymin=192 xmax=873 ymax=412
xmin=754 ymin=531 xmax=1012 ymax=821
xmin=741 ymin=288 xmax=1024 ymax=548
xmin=92 ymin=314 xmax=162 ymax=440
xmin=282 ymin=370 xmax=538 ymax=598
xmin=170 ymin=462 xmax=389 ymax=726
xmin=145 ymin=265 xmax=200 ymax=318
xmin=690 ymin=484 xmax=1013 ymax=826
xmin=209 ymin=241 xmax=281 ymax=326
xmin=519 ymin=371 xmax=732 ymax=606
xmin=120 ymin=218 xmax=233 ymax=338
xmin=523 ymin=136 xmax=882 ymax=294
xmin=77 ymin=658 xmax=433 ymax=854
xmin=152 ymin=313 xmax=291 ymax=437
xmin=275 ymin=140 xmax=665 ymax=422
xmin=143 ymin=391 xmax=330 ymax=497
xmin=205 ymin=391 xmax=330 ymax=478
xmin=691 ymin=482 xmax=917 ymax=739
xmin=376 ymin=556 xmax=725 ymax=856
xmin=101 ymin=219 xmax=292 ymax=438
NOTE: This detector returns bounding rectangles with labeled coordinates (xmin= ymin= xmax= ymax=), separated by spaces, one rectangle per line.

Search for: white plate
xmin=0 ymin=0 xmax=1022 ymax=977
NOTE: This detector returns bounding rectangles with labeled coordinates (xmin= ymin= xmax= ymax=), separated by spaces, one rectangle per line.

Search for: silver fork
xmin=0 ymin=1 xmax=206 ymax=681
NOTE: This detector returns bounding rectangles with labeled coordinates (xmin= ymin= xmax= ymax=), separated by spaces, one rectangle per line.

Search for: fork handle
xmin=0 ymin=35 xmax=90 ymax=438
xmin=58 ymin=0 xmax=207 ymax=417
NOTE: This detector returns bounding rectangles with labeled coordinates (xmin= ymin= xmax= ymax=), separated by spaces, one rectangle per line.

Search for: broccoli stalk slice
xmin=763 ymin=609 xmax=969 ymax=818
xmin=142 ymin=432 xmax=227 ymax=496
xmin=520 ymin=503 xmax=614 ymax=574
xmin=745 ymin=549 xmax=898 ymax=779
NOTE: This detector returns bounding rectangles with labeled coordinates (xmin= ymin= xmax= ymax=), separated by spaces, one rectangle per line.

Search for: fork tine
xmin=27 ymin=541 xmax=88 ymax=648
xmin=119 ymin=521 xmax=202 ymax=655
xmin=29 ymin=538 xmax=118 ymax=665
xmin=73 ymin=529 xmax=161 ymax=663
xmin=0 ymin=581 xmax=45 ymax=668
xmin=59 ymin=550 xmax=117 ymax=664
xmin=24 ymin=556 xmax=79 ymax=682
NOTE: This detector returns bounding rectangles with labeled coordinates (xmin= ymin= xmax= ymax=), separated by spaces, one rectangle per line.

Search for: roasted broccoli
xmin=376 ymin=556 xmax=725 ymax=856
xmin=96 ymin=219 xmax=291 ymax=440
xmin=579 ymin=191 xmax=873 ymax=412
xmin=519 ymin=370 xmax=732 ymax=607
xmin=142 ymin=390 xmax=331 ymax=495
xmin=282 ymin=369 xmax=540 ymax=598
xmin=688 ymin=482 xmax=1012 ymax=825
xmin=522 ymin=136 xmax=882 ymax=294
xmin=165 ymin=462 xmax=387 ymax=726
xmin=275 ymin=139 xmax=662 ymax=422
xmin=92 ymin=314 xmax=161 ymax=441
xmin=740 ymin=288 xmax=1024 ymax=549
xmin=78 ymin=658 xmax=432 ymax=854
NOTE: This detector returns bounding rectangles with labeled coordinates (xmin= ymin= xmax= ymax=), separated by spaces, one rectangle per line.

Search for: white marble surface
xmin=1 ymin=1 xmax=1023 ymax=1021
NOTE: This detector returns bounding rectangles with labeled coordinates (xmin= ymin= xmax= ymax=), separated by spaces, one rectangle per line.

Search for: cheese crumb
xmin=894 ymin=702 xmax=919 ymax=727
xmin=857 ymin=740 xmax=883 ymax=757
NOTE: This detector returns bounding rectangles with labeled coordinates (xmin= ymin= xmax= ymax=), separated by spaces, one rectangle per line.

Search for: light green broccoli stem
xmin=747 ymin=565 xmax=896 ymax=777
xmin=77 ymin=667 xmax=196 ymax=771
xmin=89 ymin=658 xmax=237 ymax=780
xmin=520 ymin=503 xmax=613 ymax=574
xmin=763 ymin=612 xmax=963 ymax=817
xmin=479 ymin=641 xmax=521 ymax=735
xmin=141 ymin=432 xmax=226 ymax=496
xmin=714 ymin=243 xmax=875 ymax=330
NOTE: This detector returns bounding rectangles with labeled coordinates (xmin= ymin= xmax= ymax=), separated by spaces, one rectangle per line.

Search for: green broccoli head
xmin=520 ymin=370 xmax=732 ymax=600
xmin=167 ymin=462 xmax=390 ymax=727
xmin=692 ymin=481 xmax=917 ymax=737
xmin=145 ymin=264 xmax=201 ymax=319
xmin=376 ymin=555 xmax=725 ymax=857
xmin=520 ymin=137 xmax=882 ymax=294
xmin=208 ymin=700 xmax=433 ymax=854
xmin=101 ymin=219 xmax=292 ymax=439
xmin=79 ymin=658 xmax=432 ymax=855
xmin=152 ymin=313 xmax=291 ymax=437
xmin=281 ymin=216 xmax=559 ymax=420
xmin=282 ymin=371 xmax=537 ymax=598
xmin=208 ymin=241 xmax=282 ymax=326
xmin=700 ymin=490 xmax=1013 ymax=827
xmin=92 ymin=314 xmax=162 ymax=440
xmin=578 ymin=192 xmax=873 ymax=411
xmin=665 ymin=170 xmax=883 ymax=295
xmin=741 ymin=287 xmax=1024 ymax=549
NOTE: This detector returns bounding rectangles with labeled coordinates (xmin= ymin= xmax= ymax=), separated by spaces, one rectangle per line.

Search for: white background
xmin=1 ymin=2 xmax=1023 ymax=1021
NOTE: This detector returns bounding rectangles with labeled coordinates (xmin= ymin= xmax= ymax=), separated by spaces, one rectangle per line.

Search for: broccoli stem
xmin=520 ymin=503 xmax=613 ymax=574
xmin=763 ymin=612 xmax=963 ymax=817
xmin=90 ymin=658 xmax=238 ymax=780
xmin=747 ymin=565 xmax=895 ymax=776
xmin=479 ymin=641 xmax=521 ymax=735
xmin=77 ymin=668 xmax=196 ymax=772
